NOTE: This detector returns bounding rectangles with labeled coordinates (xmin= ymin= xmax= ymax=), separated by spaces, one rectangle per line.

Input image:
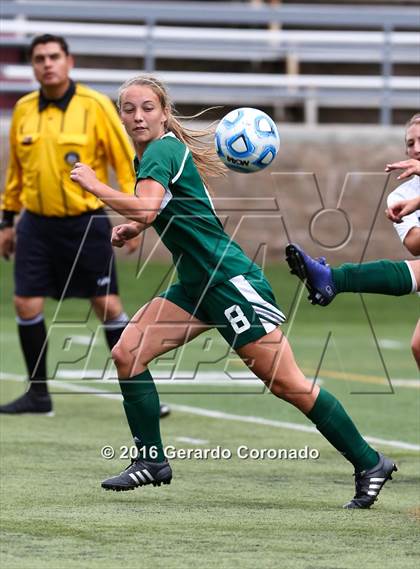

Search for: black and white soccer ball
xmin=215 ymin=107 xmax=280 ymax=173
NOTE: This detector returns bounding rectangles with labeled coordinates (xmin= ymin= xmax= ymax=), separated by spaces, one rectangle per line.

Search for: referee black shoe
xmin=102 ymin=458 xmax=172 ymax=491
xmin=0 ymin=390 xmax=53 ymax=416
xmin=160 ymin=403 xmax=171 ymax=418
xmin=344 ymin=453 xmax=398 ymax=509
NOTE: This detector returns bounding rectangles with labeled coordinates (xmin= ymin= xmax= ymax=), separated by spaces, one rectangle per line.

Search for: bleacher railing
xmin=1 ymin=1 xmax=420 ymax=124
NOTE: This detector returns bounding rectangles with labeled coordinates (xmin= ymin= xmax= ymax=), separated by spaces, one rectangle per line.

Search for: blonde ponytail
xmin=118 ymin=75 xmax=226 ymax=186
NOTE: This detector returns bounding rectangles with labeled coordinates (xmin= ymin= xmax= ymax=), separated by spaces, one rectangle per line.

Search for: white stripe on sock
xmin=103 ymin=312 xmax=129 ymax=330
xmin=16 ymin=313 xmax=44 ymax=326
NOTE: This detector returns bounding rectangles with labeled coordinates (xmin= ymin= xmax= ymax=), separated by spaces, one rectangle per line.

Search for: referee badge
xmin=65 ymin=151 xmax=80 ymax=165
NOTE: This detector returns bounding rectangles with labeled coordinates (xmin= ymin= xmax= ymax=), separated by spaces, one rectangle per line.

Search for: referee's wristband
xmin=0 ymin=210 xmax=16 ymax=229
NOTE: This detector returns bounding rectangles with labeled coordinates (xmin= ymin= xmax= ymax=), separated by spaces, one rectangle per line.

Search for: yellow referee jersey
xmin=2 ymin=83 xmax=135 ymax=217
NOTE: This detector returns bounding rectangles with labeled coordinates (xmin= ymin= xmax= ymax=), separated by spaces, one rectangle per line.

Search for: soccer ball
xmin=215 ymin=107 xmax=280 ymax=173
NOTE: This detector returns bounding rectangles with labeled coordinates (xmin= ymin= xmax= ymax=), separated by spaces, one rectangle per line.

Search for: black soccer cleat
xmin=343 ymin=453 xmax=398 ymax=509
xmin=0 ymin=390 xmax=53 ymax=416
xmin=285 ymin=243 xmax=337 ymax=306
xmin=102 ymin=458 xmax=172 ymax=492
xmin=160 ymin=403 xmax=171 ymax=419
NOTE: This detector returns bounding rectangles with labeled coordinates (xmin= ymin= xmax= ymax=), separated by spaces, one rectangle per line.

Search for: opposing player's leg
xmin=236 ymin=329 xmax=397 ymax=509
xmin=409 ymin=259 xmax=420 ymax=290
xmin=102 ymin=295 xmax=210 ymax=491
xmin=409 ymin=259 xmax=420 ymax=368
xmin=411 ymin=319 xmax=420 ymax=369
xmin=286 ymin=243 xmax=417 ymax=305
xmin=0 ymin=295 xmax=53 ymax=415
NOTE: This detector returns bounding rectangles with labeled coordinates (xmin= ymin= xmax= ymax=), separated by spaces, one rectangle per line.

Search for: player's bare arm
xmin=0 ymin=226 xmax=15 ymax=260
xmin=385 ymin=158 xmax=420 ymax=180
xmin=70 ymin=162 xmax=165 ymax=225
xmin=111 ymin=222 xmax=143 ymax=248
xmin=386 ymin=196 xmax=420 ymax=222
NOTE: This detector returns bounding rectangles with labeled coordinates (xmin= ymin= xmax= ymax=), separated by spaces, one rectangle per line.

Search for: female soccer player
xmin=386 ymin=195 xmax=420 ymax=222
xmin=286 ymin=117 xmax=419 ymax=367
xmin=70 ymin=75 xmax=396 ymax=509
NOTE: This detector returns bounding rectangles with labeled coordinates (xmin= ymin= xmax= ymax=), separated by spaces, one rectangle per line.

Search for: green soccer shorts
xmin=159 ymin=270 xmax=286 ymax=348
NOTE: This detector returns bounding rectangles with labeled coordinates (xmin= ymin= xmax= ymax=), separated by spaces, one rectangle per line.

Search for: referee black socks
xmin=17 ymin=314 xmax=48 ymax=396
xmin=103 ymin=312 xmax=129 ymax=350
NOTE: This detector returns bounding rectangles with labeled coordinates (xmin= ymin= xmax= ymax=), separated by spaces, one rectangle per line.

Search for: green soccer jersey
xmin=135 ymin=132 xmax=260 ymax=295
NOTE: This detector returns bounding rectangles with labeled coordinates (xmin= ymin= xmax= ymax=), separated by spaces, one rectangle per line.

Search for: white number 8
xmin=224 ymin=305 xmax=251 ymax=334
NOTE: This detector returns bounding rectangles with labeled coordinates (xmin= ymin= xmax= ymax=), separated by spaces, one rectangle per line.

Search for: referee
xmin=0 ymin=34 xmax=170 ymax=417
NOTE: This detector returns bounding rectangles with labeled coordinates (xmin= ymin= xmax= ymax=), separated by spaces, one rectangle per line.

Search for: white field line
xmin=0 ymin=370 xmax=266 ymax=386
xmin=28 ymin=368 xmax=420 ymax=388
xmin=377 ymin=339 xmax=405 ymax=350
xmin=176 ymin=436 xmax=209 ymax=445
xmin=4 ymin=368 xmax=417 ymax=388
xmin=68 ymin=335 xmax=94 ymax=346
xmin=54 ymin=369 xmax=273 ymax=385
xmin=393 ymin=379 xmax=420 ymax=387
xmin=0 ymin=371 xmax=417 ymax=389
xmin=1 ymin=374 xmax=419 ymax=452
xmin=1 ymin=333 xmax=408 ymax=351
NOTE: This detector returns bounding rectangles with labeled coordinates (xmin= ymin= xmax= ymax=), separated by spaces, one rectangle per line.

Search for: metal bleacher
xmin=1 ymin=1 xmax=420 ymax=124
xmin=2 ymin=19 xmax=420 ymax=66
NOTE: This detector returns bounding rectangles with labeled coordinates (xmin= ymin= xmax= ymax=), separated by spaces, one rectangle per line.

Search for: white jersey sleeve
xmin=386 ymin=176 xmax=420 ymax=244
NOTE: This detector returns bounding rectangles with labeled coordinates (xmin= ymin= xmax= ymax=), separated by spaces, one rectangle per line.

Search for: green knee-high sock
xmin=307 ymin=388 xmax=378 ymax=472
xmin=119 ymin=369 xmax=165 ymax=462
xmin=331 ymin=260 xmax=414 ymax=296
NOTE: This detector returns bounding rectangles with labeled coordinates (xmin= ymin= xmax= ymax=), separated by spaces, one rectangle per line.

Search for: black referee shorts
xmin=15 ymin=209 xmax=119 ymax=300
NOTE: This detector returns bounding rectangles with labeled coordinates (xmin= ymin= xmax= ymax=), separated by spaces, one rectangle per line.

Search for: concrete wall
xmin=208 ymin=124 xmax=413 ymax=265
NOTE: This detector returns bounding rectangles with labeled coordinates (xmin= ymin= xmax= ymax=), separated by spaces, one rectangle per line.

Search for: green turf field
xmin=1 ymin=260 xmax=419 ymax=569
